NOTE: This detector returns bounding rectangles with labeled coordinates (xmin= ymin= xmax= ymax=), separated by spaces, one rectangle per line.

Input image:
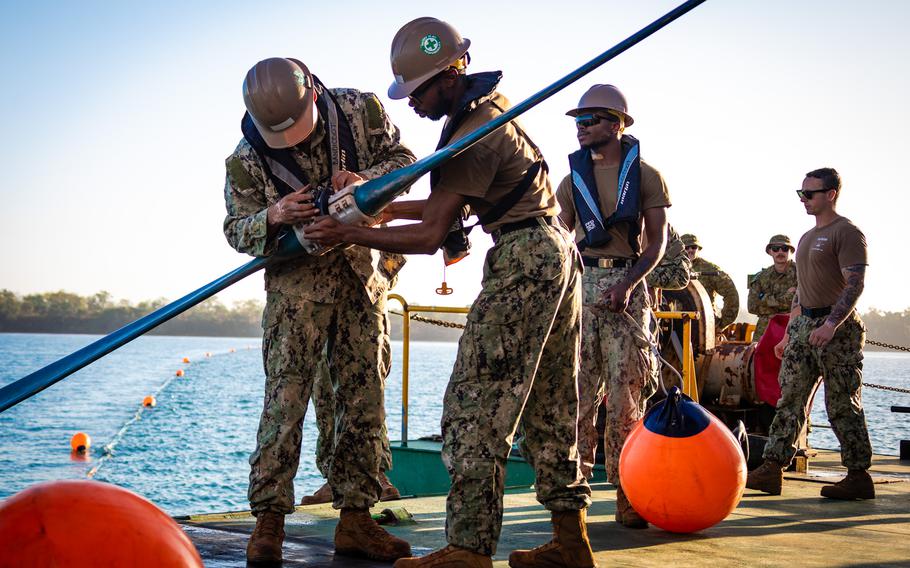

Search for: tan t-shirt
xmin=556 ymin=158 xmax=670 ymax=259
xmin=432 ymin=92 xmax=558 ymax=233
xmin=795 ymin=216 xmax=867 ymax=308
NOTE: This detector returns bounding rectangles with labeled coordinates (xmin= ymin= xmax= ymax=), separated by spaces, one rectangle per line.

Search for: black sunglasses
xmin=768 ymin=245 xmax=791 ymax=253
xmin=796 ymin=188 xmax=831 ymax=200
xmin=684 ymin=245 xmax=700 ymax=250
xmin=408 ymin=72 xmax=444 ymax=104
xmin=574 ymin=113 xmax=619 ymax=128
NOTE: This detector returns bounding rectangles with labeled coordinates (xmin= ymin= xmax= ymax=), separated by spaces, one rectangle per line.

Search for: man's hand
xmin=774 ymin=334 xmax=788 ymax=359
xmin=808 ymin=321 xmax=838 ymax=348
xmin=603 ymin=280 xmax=633 ymax=313
xmin=332 ymin=170 xmax=365 ymax=190
xmin=267 ymin=186 xmax=319 ymax=227
xmin=304 ymin=216 xmax=349 ymax=247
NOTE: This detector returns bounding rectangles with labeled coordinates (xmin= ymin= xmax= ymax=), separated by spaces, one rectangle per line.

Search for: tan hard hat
xmin=388 ymin=17 xmax=470 ymax=100
xmin=766 ymin=234 xmax=794 ymax=251
xmin=566 ymin=84 xmax=634 ymax=126
xmin=680 ymin=234 xmax=701 ymax=249
xmin=243 ymin=58 xmax=317 ymax=149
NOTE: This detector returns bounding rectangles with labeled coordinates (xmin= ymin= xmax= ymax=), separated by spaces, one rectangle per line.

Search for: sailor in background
xmin=306 ymin=17 xmax=595 ymax=568
xmin=222 ymin=57 xmax=415 ymax=564
xmin=681 ymin=233 xmax=740 ymax=331
xmin=748 ymin=234 xmax=798 ymax=341
xmin=554 ymin=84 xmax=669 ymax=529
xmin=747 ymin=167 xmax=874 ymax=500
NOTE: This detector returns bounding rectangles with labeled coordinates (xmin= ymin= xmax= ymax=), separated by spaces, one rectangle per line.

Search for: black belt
xmin=492 ymin=216 xmax=555 ymax=243
xmin=582 ymin=256 xmax=632 ymax=269
xmin=801 ymin=305 xmax=832 ymax=318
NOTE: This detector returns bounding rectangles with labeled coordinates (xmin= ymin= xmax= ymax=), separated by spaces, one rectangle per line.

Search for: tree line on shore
xmin=1 ymin=289 xmax=908 ymax=349
xmin=0 ymin=289 xmax=467 ymax=341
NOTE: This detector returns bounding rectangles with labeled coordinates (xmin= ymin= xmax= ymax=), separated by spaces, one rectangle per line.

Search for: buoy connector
xmin=70 ymin=432 xmax=91 ymax=453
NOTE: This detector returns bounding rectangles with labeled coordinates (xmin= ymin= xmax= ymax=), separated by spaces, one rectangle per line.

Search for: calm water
xmin=0 ymin=333 xmax=907 ymax=516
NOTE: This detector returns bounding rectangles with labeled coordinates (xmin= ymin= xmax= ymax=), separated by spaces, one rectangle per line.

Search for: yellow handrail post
xmin=652 ymin=311 xmax=700 ymax=401
xmin=682 ymin=318 xmax=699 ymax=402
xmin=386 ymin=295 xmax=469 ymax=447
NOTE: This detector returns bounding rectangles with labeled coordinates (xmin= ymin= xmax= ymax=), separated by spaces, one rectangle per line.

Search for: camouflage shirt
xmin=748 ymin=261 xmax=797 ymax=339
xmin=691 ymin=256 xmax=740 ymax=329
xmin=646 ymin=224 xmax=691 ymax=290
xmin=223 ymin=88 xmax=416 ymax=304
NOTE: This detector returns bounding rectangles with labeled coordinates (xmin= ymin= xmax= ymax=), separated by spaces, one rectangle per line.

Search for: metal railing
xmin=385 ymin=298 xmax=702 ymax=444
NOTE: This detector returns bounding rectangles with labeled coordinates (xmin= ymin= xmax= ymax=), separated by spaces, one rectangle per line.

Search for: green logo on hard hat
xmin=420 ymin=34 xmax=441 ymax=55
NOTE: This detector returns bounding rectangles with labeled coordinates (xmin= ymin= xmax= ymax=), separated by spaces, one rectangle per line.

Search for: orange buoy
xmin=175 ymin=369 xmax=185 ymax=377
xmin=229 ymin=348 xmax=235 ymax=353
xmin=619 ymin=387 xmax=746 ymax=533
xmin=182 ymin=357 xmax=190 ymax=364
xmin=70 ymin=432 xmax=91 ymax=453
xmin=205 ymin=352 xmax=212 ymax=357
xmin=0 ymin=480 xmax=203 ymax=566
xmin=142 ymin=395 xmax=156 ymax=408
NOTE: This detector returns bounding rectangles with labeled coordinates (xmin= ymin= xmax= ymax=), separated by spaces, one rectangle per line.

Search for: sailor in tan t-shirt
xmin=305 ymin=18 xmax=593 ymax=566
xmin=747 ymin=167 xmax=874 ymax=501
xmin=555 ymin=84 xmax=670 ymax=529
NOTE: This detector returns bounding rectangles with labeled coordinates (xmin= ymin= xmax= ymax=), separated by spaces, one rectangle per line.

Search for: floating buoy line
xmin=82 ymin=348 xmax=238 ymax=479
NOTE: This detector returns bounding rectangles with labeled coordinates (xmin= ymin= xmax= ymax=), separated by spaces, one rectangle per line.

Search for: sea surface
xmin=0 ymin=333 xmax=907 ymax=516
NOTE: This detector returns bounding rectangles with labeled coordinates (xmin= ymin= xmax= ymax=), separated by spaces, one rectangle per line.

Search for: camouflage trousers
xmin=577 ymin=267 xmax=657 ymax=483
xmin=763 ymin=312 xmax=872 ymax=469
xmin=249 ymin=272 xmax=390 ymax=514
xmin=442 ymin=223 xmax=591 ymax=556
xmin=312 ymin=315 xmax=393 ymax=478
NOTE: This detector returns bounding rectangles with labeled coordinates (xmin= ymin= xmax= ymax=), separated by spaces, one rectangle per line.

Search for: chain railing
xmin=866 ymin=339 xmax=910 ymax=353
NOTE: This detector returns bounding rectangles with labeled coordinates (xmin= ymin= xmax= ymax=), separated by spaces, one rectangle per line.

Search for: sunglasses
xmin=796 ymin=188 xmax=831 ymax=200
xmin=768 ymin=245 xmax=790 ymax=253
xmin=408 ymin=73 xmax=443 ymax=104
xmin=684 ymin=245 xmax=700 ymax=251
xmin=574 ymin=113 xmax=619 ymax=128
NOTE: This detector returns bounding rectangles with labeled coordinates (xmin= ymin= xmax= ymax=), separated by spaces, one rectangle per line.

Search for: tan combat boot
xmin=820 ymin=469 xmax=875 ymax=500
xmin=380 ymin=471 xmax=402 ymax=501
xmin=335 ymin=508 xmax=412 ymax=561
xmin=615 ymin=486 xmax=648 ymax=529
xmin=300 ymin=481 xmax=333 ymax=505
xmin=394 ymin=545 xmax=493 ymax=567
xmin=246 ymin=511 xmax=285 ymax=564
xmin=509 ymin=509 xmax=598 ymax=567
xmin=746 ymin=459 xmax=784 ymax=495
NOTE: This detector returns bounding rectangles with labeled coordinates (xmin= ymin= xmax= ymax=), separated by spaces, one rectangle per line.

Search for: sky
xmin=1 ymin=0 xmax=908 ymax=316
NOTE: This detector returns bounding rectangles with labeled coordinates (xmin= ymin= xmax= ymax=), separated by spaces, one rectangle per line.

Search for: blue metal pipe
xmin=354 ymin=0 xmax=707 ymax=216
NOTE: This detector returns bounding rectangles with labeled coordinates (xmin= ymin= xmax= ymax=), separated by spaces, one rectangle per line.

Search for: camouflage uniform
xmin=691 ymin=256 xmax=740 ymax=330
xmin=747 ymin=262 xmax=797 ymax=341
xmin=762 ymin=311 xmax=872 ymax=469
xmin=223 ymin=88 xmax=415 ymax=514
xmin=647 ymin=224 xmax=691 ymax=291
xmin=313 ymin=317 xmax=394 ymax=478
xmin=576 ymin=269 xmax=657 ymax=482
xmin=442 ymin=222 xmax=591 ymax=555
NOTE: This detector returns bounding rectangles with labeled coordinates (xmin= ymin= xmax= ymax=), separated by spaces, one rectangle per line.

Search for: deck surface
xmin=181 ymin=450 xmax=910 ymax=567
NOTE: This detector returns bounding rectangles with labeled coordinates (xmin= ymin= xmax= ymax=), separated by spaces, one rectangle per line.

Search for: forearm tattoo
xmin=827 ymin=264 xmax=865 ymax=327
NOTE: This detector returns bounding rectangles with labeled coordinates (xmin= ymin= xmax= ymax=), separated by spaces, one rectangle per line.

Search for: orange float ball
xmin=619 ymin=387 xmax=746 ymax=533
xmin=0 ymin=480 xmax=203 ymax=566
xmin=142 ymin=395 xmax=157 ymax=407
xmin=70 ymin=432 xmax=91 ymax=453
xmin=182 ymin=357 xmax=190 ymax=364
xmin=176 ymin=369 xmax=185 ymax=377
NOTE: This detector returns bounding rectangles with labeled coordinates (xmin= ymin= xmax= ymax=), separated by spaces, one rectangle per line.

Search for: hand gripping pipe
xmin=0 ymin=0 xmax=707 ymax=414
